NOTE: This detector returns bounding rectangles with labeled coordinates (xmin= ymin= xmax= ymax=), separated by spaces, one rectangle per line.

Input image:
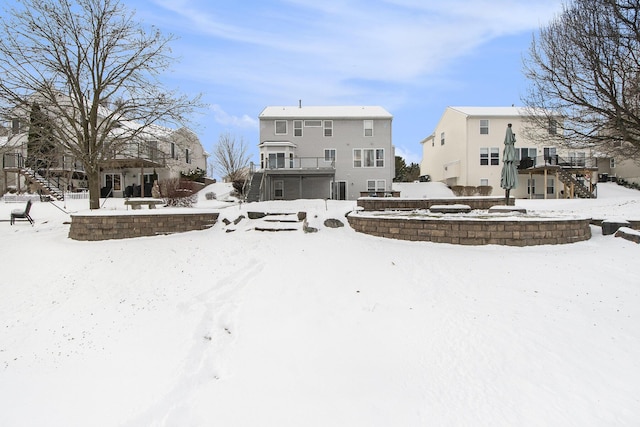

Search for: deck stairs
xmin=244 ymin=171 xmax=263 ymax=202
xmin=20 ymin=168 xmax=65 ymax=201
xmin=557 ymin=168 xmax=595 ymax=198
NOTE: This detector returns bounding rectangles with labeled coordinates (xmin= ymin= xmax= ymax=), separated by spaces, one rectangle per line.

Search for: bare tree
xmin=0 ymin=0 xmax=201 ymax=208
xmin=522 ymin=0 xmax=640 ymax=160
xmin=212 ymin=132 xmax=251 ymax=184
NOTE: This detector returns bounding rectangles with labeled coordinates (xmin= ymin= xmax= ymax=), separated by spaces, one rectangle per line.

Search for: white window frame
xmin=367 ymin=179 xmax=386 ymax=192
xmin=375 ymin=149 xmax=384 ymax=167
xmin=170 ymin=142 xmax=176 ymax=159
xmin=353 ymin=149 xmax=362 ymax=168
xmin=480 ymin=119 xmax=489 ymax=135
xmin=323 ymin=120 xmax=333 ymax=137
xmin=105 ymin=173 xmax=122 ymax=191
xmin=528 ymin=178 xmax=536 ymax=195
xmin=324 ymin=149 xmax=336 ymax=163
xmin=273 ymin=180 xmax=284 ymax=199
xmin=440 ymin=132 xmax=445 ymax=146
xmin=304 ymin=120 xmax=322 ymax=127
xmin=480 ymin=178 xmax=489 ymax=186
xmin=610 ymin=158 xmax=616 ymax=168
xmin=354 ymin=148 xmax=383 ymax=168
xmin=293 ymin=120 xmax=303 ymax=137
xmin=275 ymin=120 xmax=287 ymax=135
xmin=547 ymin=178 xmax=555 ymax=195
xmin=364 ymin=120 xmax=373 ymax=137
xmin=185 ymin=148 xmax=191 ymax=164
xmin=480 ymin=147 xmax=489 ymax=165
xmin=490 ymin=147 xmax=499 ymax=165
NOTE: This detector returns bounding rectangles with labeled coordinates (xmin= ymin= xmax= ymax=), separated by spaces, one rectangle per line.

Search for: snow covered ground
xmin=0 ymin=183 xmax=639 ymax=426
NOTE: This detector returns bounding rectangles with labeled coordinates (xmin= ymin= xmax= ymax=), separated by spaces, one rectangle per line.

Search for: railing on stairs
xmin=21 ymin=167 xmax=65 ymax=201
xmin=556 ymin=168 xmax=595 ymax=199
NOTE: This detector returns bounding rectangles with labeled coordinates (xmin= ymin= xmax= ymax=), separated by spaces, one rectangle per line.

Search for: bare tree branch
xmin=0 ymin=0 xmax=202 ymax=208
xmin=522 ymin=0 xmax=640 ymax=161
xmin=211 ymin=132 xmax=251 ymax=183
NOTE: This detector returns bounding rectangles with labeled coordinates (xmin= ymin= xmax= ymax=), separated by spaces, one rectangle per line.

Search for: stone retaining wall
xmin=69 ymin=212 xmax=219 ymax=241
xmin=356 ymin=197 xmax=513 ymax=211
xmin=347 ymin=213 xmax=591 ymax=246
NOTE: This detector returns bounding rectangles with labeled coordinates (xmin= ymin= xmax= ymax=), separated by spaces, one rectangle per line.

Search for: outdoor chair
xmin=10 ymin=199 xmax=34 ymax=225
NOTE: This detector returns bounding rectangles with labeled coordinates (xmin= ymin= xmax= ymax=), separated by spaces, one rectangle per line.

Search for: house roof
xmin=448 ymin=106 xmax=529 ymax=117
xmin=259 ymin=105 xmax=393 ymax=119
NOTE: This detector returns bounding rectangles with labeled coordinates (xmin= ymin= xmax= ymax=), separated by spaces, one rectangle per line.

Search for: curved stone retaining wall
xmin=347 ymin=213 xmax=591 ymax=246
xmin=357 ymin=197 xmax=513 ymax=211
xmin=69 ymin=212 xmax=219 ymax=241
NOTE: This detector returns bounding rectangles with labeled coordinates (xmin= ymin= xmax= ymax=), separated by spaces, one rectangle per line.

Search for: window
xmin=547 ymin=178 xmax=555 ymax=195
xmin=185 ymin=148 xmax=191 ymax=164
xmin=480 ymin=147 xmax=489 ymax=165
xmin=170 ymin=142 xmax=176 ymax=159
xmin=376 ymin=149 xmax=384 ymax=167
xmin=480 ymin=179 xmax=489 ymax=186
xmin=12 ymin=118 xmax=21 ymax=135
xmin=294 ymin=120 xmax=303 ymax=137
xmin=353 ymin=149 xmax=362 ymax=168
xmin=364 ymin=149 xmax=375 ymax=167
xmin=548 ymin=119 xmax=558 ymax=135
xmin=490 ymin=147 xmax=499 ymax=165
xmin=324 ymin=149 xmax=336 ymax=163
xmin=367 ymin=179 xmax=386 ymax=191
xmin=364 ymin=120 xmax=373 ymax=137
xmin=304 ymin=120 xmax=322 ymax=127
xmin=105 ymin=173 xmax=122 ymax=191
xmin=480 ymin=119 xmax=489 ymax=135
xmin=610 ymin=158 xmax=616 ymax=168
xmin=517 ymin=147 xmax=537 ymax=166
xmin=440 ymin=132 xmax=445 ymax=146
xmin=274 ymin=180 xmax=284 ymax=199
xmin=275 ymin=120 xmax=287 ymax=135
xmin=354 ymin=148 xmax=384 ymax=168
xmin=528 ymin=178 xmax=536 ymax=195
xmin=268 ymin=152 xmax=286 ymax=169
xmin=480 ymin=147 xmax=499 ymax=165
xmin=324 ymin=120 xmax=333 ymax=137
xmin=544 ymin=147 xmax=557 ymax=164
xmin=569 ymin=151 xmax=586 ymax=167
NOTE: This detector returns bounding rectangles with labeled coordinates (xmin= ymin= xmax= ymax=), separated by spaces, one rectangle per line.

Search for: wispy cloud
xmin=209 ymin=104 xmax=258 ymax=129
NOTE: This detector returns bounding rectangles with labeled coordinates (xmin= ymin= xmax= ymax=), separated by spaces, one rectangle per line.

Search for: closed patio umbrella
xmin=500 ymin=123 xmax=518 ymax=205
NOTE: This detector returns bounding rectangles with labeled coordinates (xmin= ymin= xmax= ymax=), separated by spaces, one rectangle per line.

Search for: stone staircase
xmin=21 ymin=168 xmax=65 ymax=201
xmin=249 ymin=211 xmax=305 ymax=232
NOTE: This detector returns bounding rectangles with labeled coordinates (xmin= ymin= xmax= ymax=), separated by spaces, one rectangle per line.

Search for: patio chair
xmin=10 ymin=199 xmax=34 ymax=225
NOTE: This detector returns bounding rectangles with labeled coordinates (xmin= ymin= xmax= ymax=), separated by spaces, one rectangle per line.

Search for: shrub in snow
xmin=205 ymin=192 xmax=216 ymax=200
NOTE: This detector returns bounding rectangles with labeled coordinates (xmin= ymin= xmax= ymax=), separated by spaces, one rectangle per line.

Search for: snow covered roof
xmin=259 ymin=105 xmax=393 ymax=119
xmin=448 ymin=106 xmax=552 ymax=117
xmin=449 ymin=106 xmax=528 ymax=117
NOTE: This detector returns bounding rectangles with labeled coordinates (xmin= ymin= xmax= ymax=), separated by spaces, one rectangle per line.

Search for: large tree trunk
xmin=87 ymin=168 xmax=101 ymax=210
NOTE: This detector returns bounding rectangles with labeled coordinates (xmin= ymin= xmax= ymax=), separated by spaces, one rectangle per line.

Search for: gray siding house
xmin=252 ymin=105 xmax=394 ymax=201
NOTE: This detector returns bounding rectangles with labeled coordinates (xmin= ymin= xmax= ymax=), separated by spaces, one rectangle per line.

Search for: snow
xmin=1 ymin=182 xmax=639 ymax=426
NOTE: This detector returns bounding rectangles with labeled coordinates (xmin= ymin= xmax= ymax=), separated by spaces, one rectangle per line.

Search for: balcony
xmin=262 ymin=157 xmax=335 ymax=175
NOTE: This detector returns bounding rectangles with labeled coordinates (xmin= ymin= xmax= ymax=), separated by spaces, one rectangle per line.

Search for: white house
xmin=420 ymin=106 xmax=598 ymax=199
xmin=1 ymin=104 xmax=207 ymax=199
xmin=248 ymin=105 xmax=395 ymax=201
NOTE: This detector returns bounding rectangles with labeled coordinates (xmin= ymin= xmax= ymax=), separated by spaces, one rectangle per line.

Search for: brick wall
xmin=68 ymin=212 xmax=219 ymax=241
xmin=356 ymin=197 xmax=512 ymax=211
xmin=347 ymin=214 xmax=591 ymax=246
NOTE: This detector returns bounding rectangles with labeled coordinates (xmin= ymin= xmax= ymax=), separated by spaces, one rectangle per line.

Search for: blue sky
xmin=128 ymin=0 xmax=563 ymax=177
